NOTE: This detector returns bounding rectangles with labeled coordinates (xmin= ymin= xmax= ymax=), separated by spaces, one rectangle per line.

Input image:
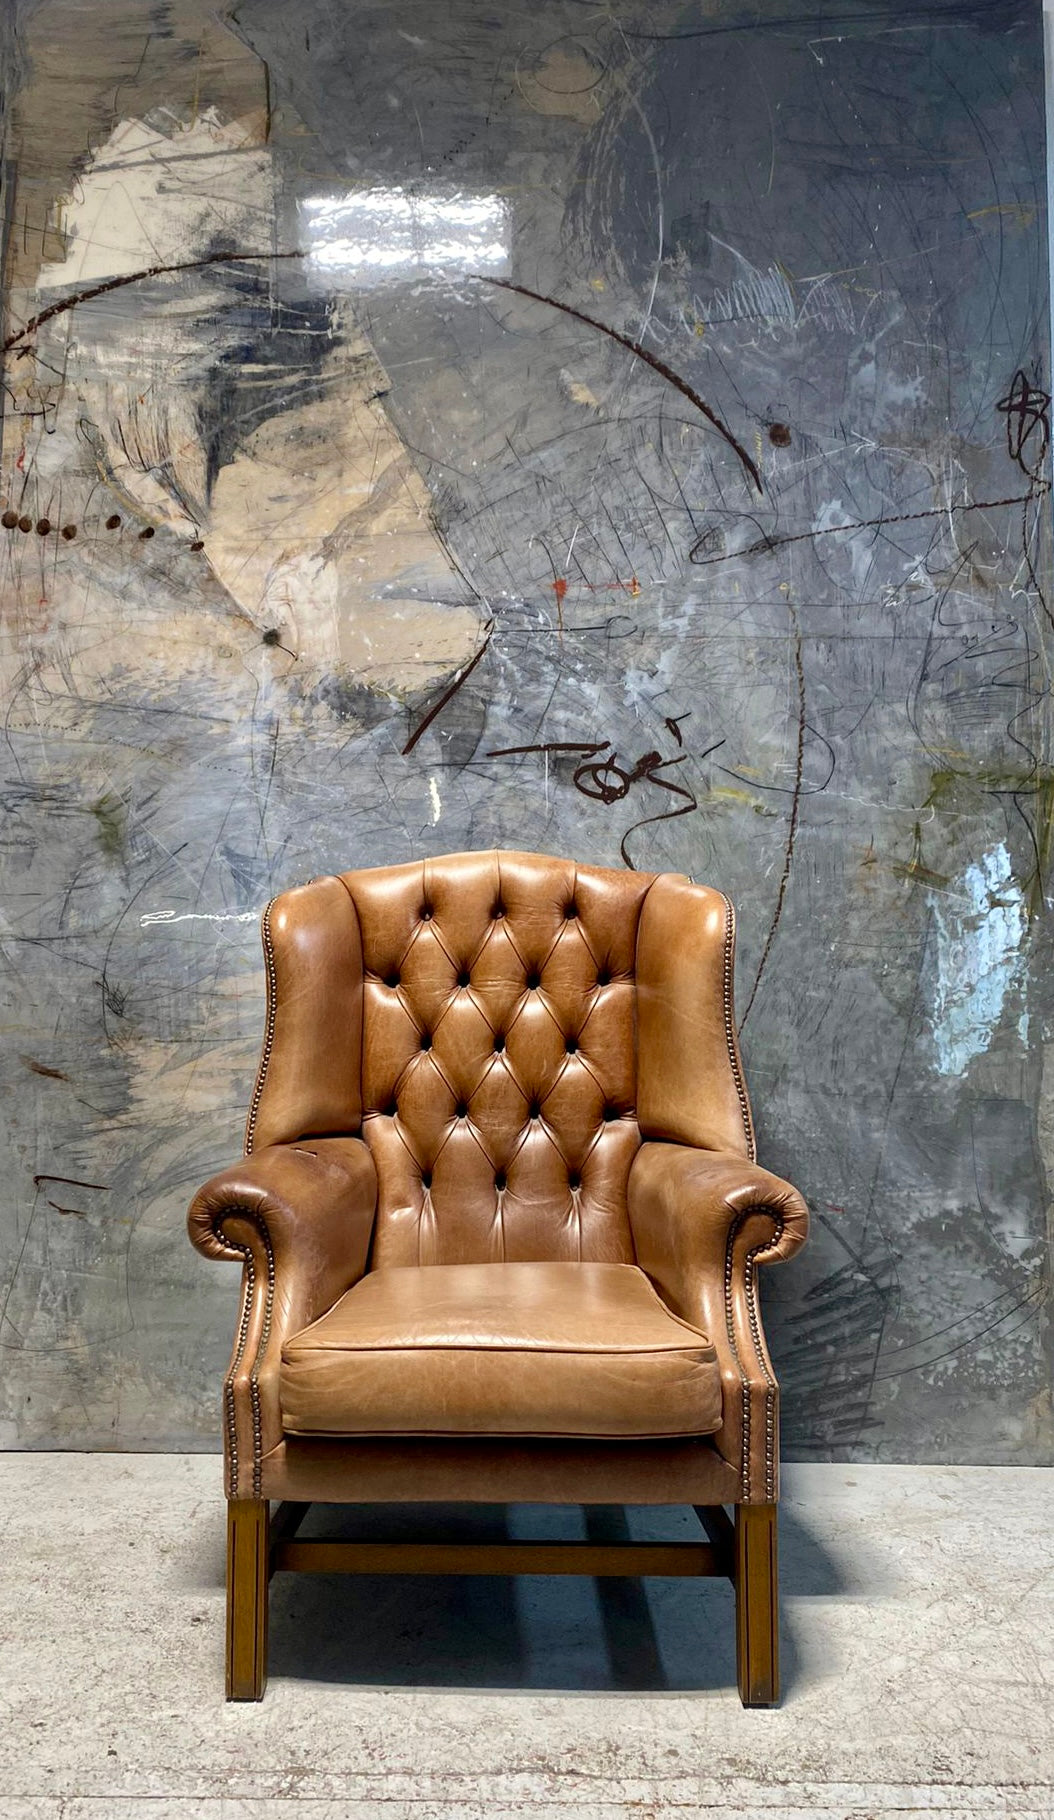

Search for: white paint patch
xmin=302 ymin=188 xmax=508 ymax=286
xmin=139 ymin=910 xmax=257 ymax=928
xmin=928 ymin=843 xmax=1028 ymax=1075
xmin=37 ymin=110 xmax=273 ymax=291
xmin=429 ymin=775 xmax=442 ymax=825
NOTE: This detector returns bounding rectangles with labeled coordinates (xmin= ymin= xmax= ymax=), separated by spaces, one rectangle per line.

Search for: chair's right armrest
xmin=627 ymin=1142 xmax=808 ymax=1502
xmin=188 ymin=1136 xmax=377 ymax=1496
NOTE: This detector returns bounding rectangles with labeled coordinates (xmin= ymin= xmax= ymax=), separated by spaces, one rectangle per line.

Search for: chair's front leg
xmin=227 ymin=1498 xmax=269 ymax=1700
xmin=735 ymin=1503 xmax=779 ymax=1707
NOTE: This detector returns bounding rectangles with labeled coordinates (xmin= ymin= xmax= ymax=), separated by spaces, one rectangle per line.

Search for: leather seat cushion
xmin=279 ymin=1261 xmax=722 ymax=1439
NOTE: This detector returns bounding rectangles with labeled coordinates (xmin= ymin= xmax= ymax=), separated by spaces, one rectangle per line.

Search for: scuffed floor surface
xmin=0 ymin=1459 xmax=1050 ymax=1819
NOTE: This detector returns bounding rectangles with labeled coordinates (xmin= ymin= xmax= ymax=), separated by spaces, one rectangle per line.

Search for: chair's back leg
xmin=734 ymin=1502 xmax=779 ymax=1707
xmin=227 ymin=1498 xmax=269 ymax=1700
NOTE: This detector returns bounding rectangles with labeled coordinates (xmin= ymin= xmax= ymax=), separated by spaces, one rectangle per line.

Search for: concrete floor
xmin=0 ymin=1459 xmax=1050 ymax=1819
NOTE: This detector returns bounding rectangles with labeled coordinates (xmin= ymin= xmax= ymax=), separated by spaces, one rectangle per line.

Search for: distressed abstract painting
xmin=0 ymin=0 xmax=1050 ymax=1460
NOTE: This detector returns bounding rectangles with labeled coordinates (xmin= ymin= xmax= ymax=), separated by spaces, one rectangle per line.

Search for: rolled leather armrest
xmin=187 ymin=1136 xmax=377 ymax=1497
xmin=627 ymin=1143 xmax=809 ymax=1503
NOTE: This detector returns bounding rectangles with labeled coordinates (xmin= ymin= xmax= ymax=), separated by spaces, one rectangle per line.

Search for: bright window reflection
xmin=302 ymin=188 xmax=509 ymax=284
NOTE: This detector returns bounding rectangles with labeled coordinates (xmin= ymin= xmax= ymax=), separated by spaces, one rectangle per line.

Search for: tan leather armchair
xmin=188 ymin=851 xmax=808 ymax=1703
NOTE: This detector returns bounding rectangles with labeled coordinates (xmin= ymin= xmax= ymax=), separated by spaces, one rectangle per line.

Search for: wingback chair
xmin=187 ymin=850 xmax=808 ymax=1704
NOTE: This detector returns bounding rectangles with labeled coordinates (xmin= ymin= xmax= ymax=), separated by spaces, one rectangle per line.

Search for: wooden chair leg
xmin=227 ymin=1498 xmax=269 ymax=1700
xmin=734 ymin=1502 xmax=779 ymax=1707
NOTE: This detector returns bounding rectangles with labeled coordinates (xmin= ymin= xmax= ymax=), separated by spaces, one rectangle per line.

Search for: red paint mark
xmin=552 ymin=577 xmax=568 ymax=604
xmin=16 ymin=446 xmax=25 ymax=471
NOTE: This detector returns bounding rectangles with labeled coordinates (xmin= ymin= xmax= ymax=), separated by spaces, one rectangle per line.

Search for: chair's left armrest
xmin=188 ymin=1136 xmax=377 ymax=1496
xmin=627 ymin=1143 xmax=808 ymax=1502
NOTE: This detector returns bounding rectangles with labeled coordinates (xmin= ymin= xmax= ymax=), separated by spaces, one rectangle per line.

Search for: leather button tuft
xmin=421 ymin=1171 xmax=432 ymax=1190
xmin=597 ymin=969 xmax=610 ymax=987
xmin=565 ymin=1036 xmax=578 ymax=1054
xmin=420 ymin=904 xmax=433 ymax=920
xmin=568 ymin=1171 xmax=581 ymax=1190
xmin=526 ymin=970 xmax=541 ymax=990
xmin=455 ymin=1102 xmax=468 ymax=1119
xmin=603 ymin=1105 xmax=618 ymax=1121
xmin=387 ymin=1101 xmax=398 ymax=1118
xmin=493 ymin=1034 xmax=505 ymax=1052
xmin=564 ymin=901 xmax=578 ymax=919
xmin=492 ymin=901 xmax=504 ymax=919
xmin=494 ymin=1170 xmax=507 ymax=1191
xmin=529 ymin=1101 xmax=541 ymax=1119
xmin=420 ymin=1032 xmax=432 ymax=1051
xmin=386 ymin=972 xmax=400 ymax=988
xmin=457 ymin=969 xmax=471 ymax=987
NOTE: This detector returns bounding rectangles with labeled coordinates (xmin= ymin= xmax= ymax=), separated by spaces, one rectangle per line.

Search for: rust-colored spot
xmin=1 ymin=510 xmax=18 ymax=529
xmin=262 ymin=628 xmax=282 ymax=646
xmin=138 ymin=525 xmax=154 ymax=540
xmin=106 ymin=513 xmax=121 ymax=529
xmin=552 ymin=576 xmax=568 ymax=604
xmin=18 ymin=516 xmax=32 ymax=532
xmin=768 ymin=422 xmax=792 ymax=446
xmin=61 ymin=524 xmax=77 ymax=540
xmin=36 ymin=517 xmax=51 ymax=535
xmin=21 ymin=1056 xmax=71 ymax=1082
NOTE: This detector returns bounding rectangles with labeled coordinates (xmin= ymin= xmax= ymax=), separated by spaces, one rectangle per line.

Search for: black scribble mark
xmin=2 ymin=249 xmax=304 ymax=355
xmin=613 ymin=753 xmax=706 ymax=870
xmin=47 ymin=1203 xmax=88 ymax=1218
xmin=739 ymin=611 xmax=805 ymax=1030
xmin=689 ymin=487 xmax=1051 ymax=565
xmin=20 ymin=1057 xmax=70 ymax=1082
xmin=994 ymin=371 xmax=1054 ymax=631
xmin=665 ymin=712 xmax=690 ymax=746
xmin=869 ymin=1284 xmax=1047 ymax=1383
xmin=487 ymin=742 xmax=609 ymax=758
xmin=488 ymin=734 xmax=719 ymax=869
xmin=402 ymin=620 xmax=494 ymax=756
xmin=476 ymin=276 xmax=763 ymax=494
xmin=781 ymin=1211 xmax=901 ymax=1451
xmin=33 ymin=1174 xmax=109 ymax=1191
xmin=996 ymin=369 xmax=1050 ymax=479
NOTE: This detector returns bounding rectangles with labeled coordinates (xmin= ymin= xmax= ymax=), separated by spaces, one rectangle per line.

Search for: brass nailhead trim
xmin=218 ymin=1226 xmax=254 ymax=1497
xmin=724 ymin=1210 xmax=784 ymax=1503
xmin=244 ymin=897 xmax=278 ymax=1156
xmin=213 ymin=1208 xmax=276 ymax=1500
xmin=720 ymin=893 xmax=755 ymax=1162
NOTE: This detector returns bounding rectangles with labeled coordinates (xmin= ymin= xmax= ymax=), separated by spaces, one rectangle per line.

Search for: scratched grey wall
xmin=0 ymin=0 xmax=1050 ymax=1460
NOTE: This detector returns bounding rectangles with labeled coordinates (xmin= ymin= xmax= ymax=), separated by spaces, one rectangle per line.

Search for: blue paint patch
xmin=929 ymin=844 xmax=1028 ymax=1076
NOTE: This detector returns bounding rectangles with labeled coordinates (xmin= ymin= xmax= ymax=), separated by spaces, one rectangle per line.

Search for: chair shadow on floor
xmin=262 ymin=1500 xmax=853 ymax=1696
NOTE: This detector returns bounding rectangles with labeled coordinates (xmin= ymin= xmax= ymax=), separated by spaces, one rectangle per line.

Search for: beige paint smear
xmin=8 ymin=12 xmax=481 ymax=693
xmin=204 ymin=364 xmax=480 ymax=688
xmin=515 ymin=46 xmax=610 ymax=125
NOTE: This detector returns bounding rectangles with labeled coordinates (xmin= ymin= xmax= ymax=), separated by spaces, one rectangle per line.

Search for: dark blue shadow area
xmin=266 ymin=1499 xmax=853 ymax=1693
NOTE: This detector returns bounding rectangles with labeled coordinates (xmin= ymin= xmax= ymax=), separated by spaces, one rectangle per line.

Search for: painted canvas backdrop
xmin=0 ymin=0 xmax=1050 ymax=1459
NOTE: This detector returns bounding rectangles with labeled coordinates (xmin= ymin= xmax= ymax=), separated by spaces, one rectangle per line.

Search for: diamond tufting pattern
xmin=341 ymin=852 xmax=653 ymax=1266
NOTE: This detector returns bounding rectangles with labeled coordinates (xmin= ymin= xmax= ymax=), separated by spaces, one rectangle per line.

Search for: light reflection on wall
xmin=302 ymin=188 xmax=509 ymax=284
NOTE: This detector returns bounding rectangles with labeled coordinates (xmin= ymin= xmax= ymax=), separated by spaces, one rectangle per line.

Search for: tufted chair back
xmin=245 ymin=851 xmax=755 ymax=1268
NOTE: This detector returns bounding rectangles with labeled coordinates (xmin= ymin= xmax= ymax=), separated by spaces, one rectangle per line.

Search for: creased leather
xmin=259 ymin=1434 xmax=742 ymax=1506
xmin=636 ymin=875 xmax=755 ymax=1156
xmin=341 ymin=851 xmax=654 ymax=1265
xmin=627 ymin=1143 xmax=809 ymax=1502
xmin=188 ymin=850 xmax=809 ymax=1507
xmin=246 ymin=877 xmax=365 ymax=1153
xmin=187 ymin=1138 xmax=377 ymax=1496
xmin=279 ymin=1260 xmax=722 ymax=1438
